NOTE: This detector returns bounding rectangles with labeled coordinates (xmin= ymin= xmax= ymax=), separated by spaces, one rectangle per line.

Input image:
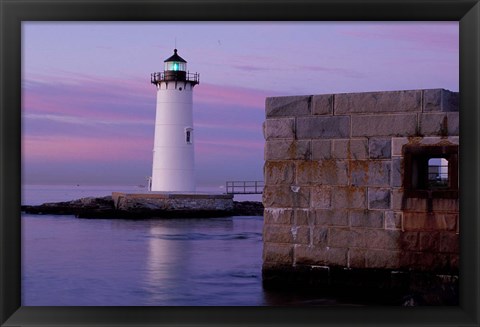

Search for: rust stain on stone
xmin=350 ymin=160 xmax=369 ymax=185
xmin=319 ymin=158 xmax=337 ymax=180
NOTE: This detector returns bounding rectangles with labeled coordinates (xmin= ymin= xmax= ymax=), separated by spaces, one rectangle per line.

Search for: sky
xmin=22 ymin=22 xmax=459 ymax=187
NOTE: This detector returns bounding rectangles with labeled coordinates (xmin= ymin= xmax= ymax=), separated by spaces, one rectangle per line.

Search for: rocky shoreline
xmin=21 ymin=196 xmax=264 ymax=219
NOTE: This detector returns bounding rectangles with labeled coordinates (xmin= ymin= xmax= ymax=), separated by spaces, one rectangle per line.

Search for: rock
xmin=21 ymin=197 xmax=264 ymax=219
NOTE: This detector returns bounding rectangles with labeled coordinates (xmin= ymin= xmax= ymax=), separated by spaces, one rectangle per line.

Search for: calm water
xmin=21 ymin=185 xmax=356 ymax=306
xmin=21 ymin=185 xmax=265 ymax=306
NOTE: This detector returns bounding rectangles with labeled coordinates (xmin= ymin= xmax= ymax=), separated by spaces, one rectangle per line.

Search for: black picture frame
xmin=1 ymin=0 xmax=479 ymax=326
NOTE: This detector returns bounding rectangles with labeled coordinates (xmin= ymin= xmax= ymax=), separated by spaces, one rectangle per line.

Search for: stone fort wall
xmin=262 ymin=89 xmax=459 ymax=302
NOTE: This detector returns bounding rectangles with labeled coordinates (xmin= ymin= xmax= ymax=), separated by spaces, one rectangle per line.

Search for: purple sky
xmin=22 ymin=22 xmax=459 ymax=187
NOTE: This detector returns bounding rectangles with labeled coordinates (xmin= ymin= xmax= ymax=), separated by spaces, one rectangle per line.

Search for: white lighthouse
xmin=150 ymin=49 xmax=199 ymax=192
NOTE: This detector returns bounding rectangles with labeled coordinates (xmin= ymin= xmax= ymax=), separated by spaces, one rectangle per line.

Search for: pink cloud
xmin=22 ymin=75 xmax=154 ymax=122
xmin=23 ymin=135 xmax=152 ymax=162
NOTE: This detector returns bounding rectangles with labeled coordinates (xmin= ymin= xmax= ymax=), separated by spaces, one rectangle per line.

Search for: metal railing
xmin=226 ymin=181 xmax=264 ymax=194
xmin=151 ymin=71 xmax=200 ymax=84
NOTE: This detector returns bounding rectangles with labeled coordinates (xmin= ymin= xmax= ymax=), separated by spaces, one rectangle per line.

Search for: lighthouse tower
xmin=150 ymin=49 xmax=199 ymax=192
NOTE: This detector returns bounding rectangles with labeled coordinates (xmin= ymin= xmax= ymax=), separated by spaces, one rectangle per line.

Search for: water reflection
xmin=142 ymin=218 xmax=264 ymax=305
xmin=23 ymin=214 xmax=361 ymax=306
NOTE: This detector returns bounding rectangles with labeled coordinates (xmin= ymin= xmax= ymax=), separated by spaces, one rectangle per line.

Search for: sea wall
xmin=262 ymin=89 xmax=459 ymax=304
xmin=22 ymin=193 xmax=267 ymax=218
xmin=112 ymin=192 xmax=234 ymax=211
xmin=111 ymin=192 xmax=235 ymax=217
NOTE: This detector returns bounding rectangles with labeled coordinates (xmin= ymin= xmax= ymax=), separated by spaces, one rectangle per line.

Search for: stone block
xmin=348 ymin=248 xmax=366 ymax=268
xmin=368 ymin=188 xmax=391 ymax=209
xmin=311 ymin=140 xmax=332 ymax=160
xmin=384 ymin=211 xmax=402 ymax=230
xmin=399 ymin=231 xmax=420 ymax=251
xmin=264 ymin=225 xmax=295 ymax=243
xmin=365 ymin=250 xmax=401 ymax=269
xmin=402 ymin=252 xmax=432 ymax=270
xmin=314 ymin=209 xmax=349 ymax=227
xmin=310 ymin=186 xmax=332 ymax=209
xmin=296 ymin=116 xmax=350 ymax=139
xmin=391 ymin=157 xmax=403 ymax=187
xmin=294 ymin=245 xmax=327 ymax=265
xmin=264 ymin=208 xmax=294 ymax=225
xmin=265 ymin=140 xmax=311 ymax=160
xmin=266 ymin=95 xmax=311 ymax=118
xmin=264 ymin=161 xmax=295 ymax=185
xmin=312 ymin=226 xmax=329 ymax=246
xmin=350 ymin=210 xmax=384 ymax=228
xmin=423 ymin=89 xmax=459 ymax=112
xmin=419 ymin=231 xmax=460 ymax=254
xmin=325 ymin=247 xmax=348 ymax=266
xmin=350 ymin=160 xmax=391 ymax=187
xmin=369 ymin=138 xmax=391 ymax=159
xmin=391 ymin=137 xmax=409 ymax=156
xmin=365 ymin=229 xmax=401 ymax=250
xmin=264 ymin=118 xmax=296 ymax=140
xmin=291 ymin=226 xmax=311 ymax=244
xmin=419 ymin=113 xmax=459 ymax=136
xmin=334 ymin=90 xmax=422 ymax=114
xmin=438 ymin=232 xmax=459 ymax=253
xmin=403 ymin=212 xmax=458 ymax=231
xmin=328 ymin=228 xmax=366 ymax=248
xmin=263 ymin=185 xmax=310 ymax=208
xmin=418 ymin=231 xmax=440 ymax=252
xmin=423 ymin=89 xmax=442 ymax=112
xmin=448 ymin=136 xmax=460 ymax=145
xmin=432 ymin=198 xmax=459 ymax=212
xmin=263 ymin=242 xmax=293 ymax=264
xmin=403 ymin=198 xmax=427 ymax=211
xmin=333 ymin=139 xmax=368 ymax=159
xmin=294 ymin=209 xmax=313 ymax=226
xmin=443 ymin=214 xmax=459 ymax=231
xmin=312 ymin=94 xmax=333 ymax=115
xmin=351 ymin=114 xmax=417 ymax=137
xmin=391 ymin=188 xmax=404 ymax=210
xmin=331 ymin=186 xmax=367 ymax=209
xmin=392 ymin=136 xmax=458 ymax=155
xmin=296 ymin=160 xmax=349 ymax=186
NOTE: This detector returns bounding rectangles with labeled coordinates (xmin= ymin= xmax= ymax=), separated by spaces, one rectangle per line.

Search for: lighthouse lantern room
xmin=150 ymin=49 xmax=199 ymax=192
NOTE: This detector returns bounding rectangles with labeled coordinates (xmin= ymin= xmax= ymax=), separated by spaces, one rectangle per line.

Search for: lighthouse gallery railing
xmin=151 ymin=72 xmax=200 ymax=84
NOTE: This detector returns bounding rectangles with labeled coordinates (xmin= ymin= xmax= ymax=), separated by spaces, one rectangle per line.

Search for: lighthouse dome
xmin=164 ymin=49 xmax=187 ymax=72
xmin=151 ymin=48 xmax=199 ymax=85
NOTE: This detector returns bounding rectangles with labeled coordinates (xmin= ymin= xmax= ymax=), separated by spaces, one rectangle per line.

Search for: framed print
xmin=1 ymin=0 xmax=479 ymax=326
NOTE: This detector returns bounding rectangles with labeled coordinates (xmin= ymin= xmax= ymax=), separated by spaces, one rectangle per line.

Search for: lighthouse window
xmin=185 ymin=128 xmax=193 ymax=144
xmin=165 ymin=61 xmax=186 ymax=71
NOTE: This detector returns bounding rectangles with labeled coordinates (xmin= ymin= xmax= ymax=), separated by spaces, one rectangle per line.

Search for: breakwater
xmin=22 ymin=195 xmax=264 ymax=218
